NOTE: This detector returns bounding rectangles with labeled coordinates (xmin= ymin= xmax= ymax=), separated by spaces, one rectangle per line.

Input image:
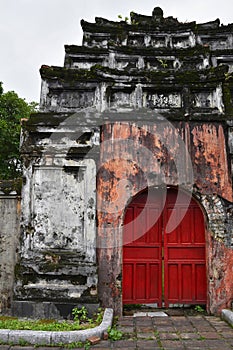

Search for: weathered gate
xmin=123 ymin=188 xmax=206 ymax=306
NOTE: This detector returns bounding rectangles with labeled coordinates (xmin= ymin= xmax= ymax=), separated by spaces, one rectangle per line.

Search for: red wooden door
xmin=123 ymin=188 xmax=206 ymax=306
xmin=163 ymin=189 xmax=207 ymax=305
xmin=123 ymin=189 xmax=163 ymax=305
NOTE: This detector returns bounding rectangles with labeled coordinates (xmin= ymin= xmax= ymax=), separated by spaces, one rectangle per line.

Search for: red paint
xmin=123 ymin=188 xmax=207 ymax=306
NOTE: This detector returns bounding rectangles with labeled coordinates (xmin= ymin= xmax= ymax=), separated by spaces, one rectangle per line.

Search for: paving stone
xmin=133 ymin=312 xmax=147 ymax=317
xmin=136 ymin=326 xmax=154 ymax=332
xmin=191 ymin=322 xmax=212 ymax=328
xmin=134 ymin=316 xmax=152 ymax=323
xmin=137 ymin=346 xmax=160 ymax=349
xmin=148 ymin=312 xmax=168 ymax=317
xmin=116 ymin=326 xmax=135 ymax=333
xmin=135 ymin=321 xmax=153 ymax=327
xmin=90 ymin=340 xmax=111 ymax=348
xmin=170 ymin=316 xmax=187 ymax=321
xmin=181 ymin=345 xmax=208 ymax=349
xmin=117 ymin=317 xmax=134 ymax=325
xmin=153 ymin=317 xmax=173 ymax=323
xmin=159 ymin=332 xmax=179 ymax=340
xmin=203 ymin=344 xmax=219 ymax=349
xmin=111 ymin=339 xmax=137 ymax=347
xmin=36 ymin=348 xmax=61 ymax=350
xmin=156 ymin=326 xmax=177 ymax=332
xmin=160 ymin=340 xmax=186 ymax=349
xmin=205 ymin=316 xmax=220 ymax=321
xmin=206 ymin=339 xmax=229 ymax=350
xmin=33 ymin=348 xmax=61 ymax=350
xmin=226 ymin=339 xmax=233 ymax=347
xmin=174 ymin=325 xmax=196 ymax=332
xmin=10 ymin=347 xmax=47 ymax=350
xmin=173 ymin=320 xmax=193 ymax=326
xmin=212 ymin=325 xmax=233 ymax=332
xmin=221 ymin=331 xmax=233 ymax=338
xmin=180 ymin=332 xmax=201 ymax=339
xmin=194 ymin=326 xmax=215 ymax=332
xmin=111 ymin=348 xmax=134 ymax=350
xmin=137 ymin=332 xmax=156 ymax=339
xmin=199 ymin=331 xmax=222 ymax=339
xmin=136 ymin=339 xmax=160 ymax=348
xmin=182 ymin=340 xmax=209 ymax=348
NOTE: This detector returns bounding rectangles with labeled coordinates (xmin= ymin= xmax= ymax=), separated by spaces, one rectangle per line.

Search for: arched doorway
xmin=123 ymin=187 xmax=207 ymax=307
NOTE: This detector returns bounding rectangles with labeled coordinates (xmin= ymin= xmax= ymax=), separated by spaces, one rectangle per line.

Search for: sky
xmin=0 ymin=0 xmax=233 ymax=103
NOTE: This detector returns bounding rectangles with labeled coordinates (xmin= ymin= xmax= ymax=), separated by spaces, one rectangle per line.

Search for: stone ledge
xmin=221 ymin=309 xmax=233 ymax=327
xmin=0 ymin=308 xmax=113 ymax=345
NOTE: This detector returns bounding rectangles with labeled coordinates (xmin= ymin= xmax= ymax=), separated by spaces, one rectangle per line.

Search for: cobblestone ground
xmin=1 ymin=314 xmax=233 ymax=350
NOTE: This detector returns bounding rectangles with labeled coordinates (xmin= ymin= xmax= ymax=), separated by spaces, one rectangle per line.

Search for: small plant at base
xmin=18 ymin=338 xmax=28 ymax=346
xmin=72 ymin=306 xmax=88 ymax=324
xmin=66 ymin=342 xmax=82 ymax=349
xmin=107 ymin=326 xmax=123 ymax=340
xmin=84 ymin=341 xmax=91 ymax=350
xmin=194 ymin=305 xmax=205 ymax=313
xmin=93 ymin=307 xmax=104 ymax=324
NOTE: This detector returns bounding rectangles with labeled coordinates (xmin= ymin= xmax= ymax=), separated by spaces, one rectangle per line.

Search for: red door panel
xmin=123 ymin=188 xmax=207 ymax=306
xmin=164 ymin=189 xmax=206 ymax=306
xmin=123 ymin=263 xmax=134 ymax=301
xmin=123 ymin=189 xmax=163 ymax=305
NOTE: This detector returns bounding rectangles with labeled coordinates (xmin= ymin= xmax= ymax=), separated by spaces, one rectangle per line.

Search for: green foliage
xmin=0 ymin=85 xmax=38 ymax=179
xmin=158 ymin=59 xmax=168 ymax=68
xmin=0 ymin=307 xmax=103 ymax=332
xmin=71 ymin=306 xmax=104 ymax=326
xmin=64 ymin=341 xmax=86 ymax=349
xmin=118 ymin=14 xmax=129 ymax=23
xmin=194 ymin=305 xmax=205 ymax=313
xmin=94 ymin=307 xmax=104 ymax=324
xmin=224 ymin=72 xmax=233 ymax=81
xmin=72 ymin=306 xmax=89 ymax=324
xmin=84 ymin=341 xmax=91 ymax=350
xmin=0 ymin=315 xmax=96 ymax=331
xmin=18 ymin=338 xmax=29 ymax=346
xmin=107 ymin=326 xmax=123 ymax=340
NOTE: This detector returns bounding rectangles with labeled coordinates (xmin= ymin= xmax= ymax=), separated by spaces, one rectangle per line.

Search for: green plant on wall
xmin=158 ymin=58 xmax=168 ymax=68
xmin=118 ymin=14 xmax=129 ymax=23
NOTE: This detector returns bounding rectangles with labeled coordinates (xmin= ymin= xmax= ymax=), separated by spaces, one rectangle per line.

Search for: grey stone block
xmin=0 ymin=329 xmax=9 ymax=343
xmin=8 ymin=330 xmax=51 ymax=345
xmin=221 ymin=309 xmax=233 ymax=327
